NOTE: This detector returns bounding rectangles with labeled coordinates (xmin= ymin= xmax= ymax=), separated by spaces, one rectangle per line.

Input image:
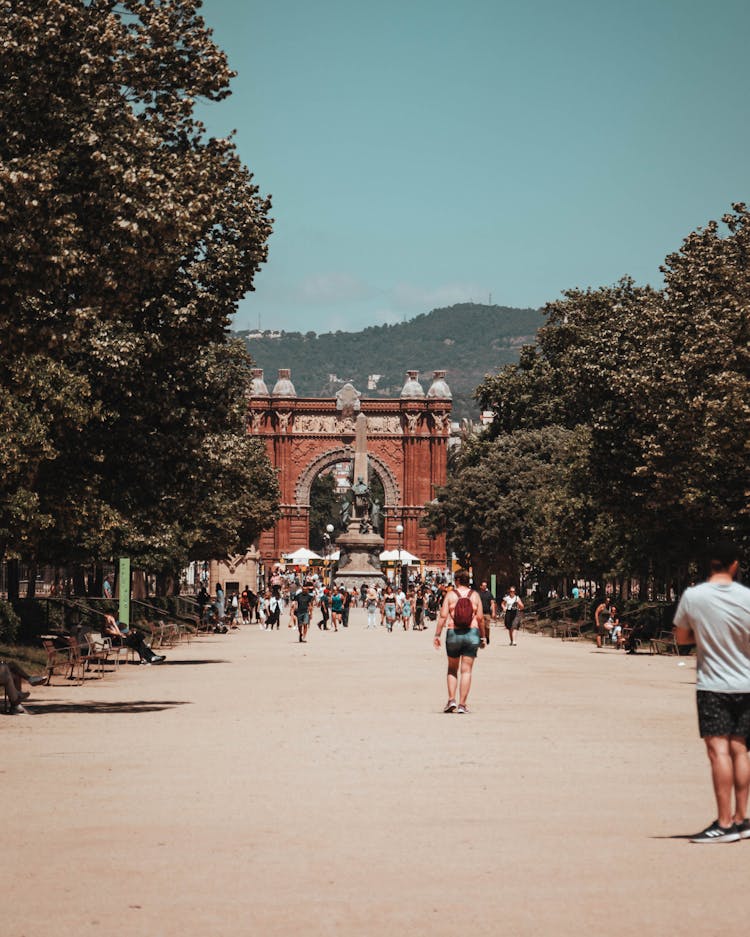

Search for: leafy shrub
xmin=0 ymin=600 xmax=20 ymax=643
xmin=13 ymin=598 xmax=65 ymax=644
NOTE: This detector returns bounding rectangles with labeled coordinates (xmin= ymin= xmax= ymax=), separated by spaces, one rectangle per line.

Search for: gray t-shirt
xmin=673 ymin=581 xmax=750 ymax=692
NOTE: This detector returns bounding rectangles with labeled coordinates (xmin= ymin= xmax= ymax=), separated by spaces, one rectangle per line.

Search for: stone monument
xmin=333 ymin=412 xmax=385 ymax=590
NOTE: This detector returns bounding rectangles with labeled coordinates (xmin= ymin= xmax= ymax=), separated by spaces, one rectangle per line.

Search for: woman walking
xmin=402 ymin=591 xmax=413 ymax=630
xmin=365 ymin=584 xmax=379 ymax=629
xmin=414 ymin=588 xmax=425 ymax=630
xmin=330 ymin=587 xmax=343 ymax=632
xmin=433 ymin=571 xmax=485 ymax=713
xmin=501 ymin=586 xmax=524 ymax=646
xmin=383 ymin=585 xmax=397 ymax=632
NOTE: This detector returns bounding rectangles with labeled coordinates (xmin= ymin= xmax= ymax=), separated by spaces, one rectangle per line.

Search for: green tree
xmin=424 ymin=426 xmax=591 ymax=585
xmin=1 ymin=0 xmax=277 ymax=589
xmin=471 ymin=207 xmax=750 ymax=586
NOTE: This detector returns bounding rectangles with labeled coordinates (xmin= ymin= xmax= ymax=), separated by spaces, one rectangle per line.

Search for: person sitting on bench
xmin=101 ymin=615 xmax=166 ymax=665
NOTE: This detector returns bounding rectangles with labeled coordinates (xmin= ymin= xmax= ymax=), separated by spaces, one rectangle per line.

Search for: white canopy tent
xmin=379 ymin=549 xmax=421 ymax=565
xmin=282 ymin=547 xmax=322 ymax=564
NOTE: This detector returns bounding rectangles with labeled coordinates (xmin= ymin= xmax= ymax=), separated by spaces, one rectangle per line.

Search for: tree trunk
xmin=7 ymin=559 xmax=20 ymax=602
xmin=72 ymin=564 xmax=86 ymax=596
xmin=156 ymin=571 xmax=177 ymax=597
xmin=26 ymin=563 xmax=37 ymax=599
xmin=131 ymin=570 xmax=147 ymax=600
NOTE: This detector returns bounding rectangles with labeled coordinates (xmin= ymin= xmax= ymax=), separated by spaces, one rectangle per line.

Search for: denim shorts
xmin=445 ymin=627 xmax=481 ymax=659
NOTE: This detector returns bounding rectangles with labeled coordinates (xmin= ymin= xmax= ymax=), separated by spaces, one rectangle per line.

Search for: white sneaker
xmin=10 ymin=704 xmax=28 ymax=715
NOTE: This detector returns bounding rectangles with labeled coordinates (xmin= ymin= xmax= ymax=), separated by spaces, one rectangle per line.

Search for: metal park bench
xmin=649 ymin=629 xmax=694 ymax=656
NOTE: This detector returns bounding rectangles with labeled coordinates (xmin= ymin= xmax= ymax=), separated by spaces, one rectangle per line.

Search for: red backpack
xmin=453 ymin=591 xmax=474 ymax=627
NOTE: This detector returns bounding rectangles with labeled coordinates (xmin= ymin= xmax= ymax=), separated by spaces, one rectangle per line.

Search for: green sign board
xmin=490 ymin=574 xmax=497 ymax=600
xmin=118 ymin=557 xmax=131 ymax=626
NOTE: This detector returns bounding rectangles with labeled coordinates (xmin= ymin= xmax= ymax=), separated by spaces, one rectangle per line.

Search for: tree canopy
xmin=427 ymin=206 xmax=750 ymax=592
xmin=1 ymin=0 xmax=279 ymax=585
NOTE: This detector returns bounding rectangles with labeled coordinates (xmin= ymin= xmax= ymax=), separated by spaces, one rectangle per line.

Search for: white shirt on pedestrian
xmin=674 ymin=581 xmax=750 ymax=692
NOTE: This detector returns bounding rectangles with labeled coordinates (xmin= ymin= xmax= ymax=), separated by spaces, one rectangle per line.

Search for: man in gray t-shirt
xmin=674 ymin=541 xmax=750 ymax=843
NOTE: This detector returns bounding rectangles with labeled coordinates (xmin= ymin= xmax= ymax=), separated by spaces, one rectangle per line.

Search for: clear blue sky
xmin=197 ymin=0 xmax=750 ymax=333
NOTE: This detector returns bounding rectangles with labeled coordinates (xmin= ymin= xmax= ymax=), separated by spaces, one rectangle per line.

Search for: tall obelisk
xmin=353 ymin=412 xmax=369 ymax=485
xmin=335 ymin=409 xmax=385 ymax=588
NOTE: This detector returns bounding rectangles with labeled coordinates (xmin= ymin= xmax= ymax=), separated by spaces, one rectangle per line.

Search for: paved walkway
xmin=4 ymin=610 xmax=747 ymax=936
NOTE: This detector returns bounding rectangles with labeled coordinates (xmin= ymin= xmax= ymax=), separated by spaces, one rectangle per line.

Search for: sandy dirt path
xmin=3 ymin=610 xmax=747 ymax=936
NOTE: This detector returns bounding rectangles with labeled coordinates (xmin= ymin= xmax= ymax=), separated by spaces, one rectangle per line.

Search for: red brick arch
xmin=248 ymin=373 xmax=450 ymax=566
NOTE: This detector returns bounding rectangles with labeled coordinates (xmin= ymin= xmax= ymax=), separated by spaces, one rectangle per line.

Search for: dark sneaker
xmin=10 ymin=704 xmax=28 ymax=715
xmin=690 ymin=821 xmax=740 ymax=844
xmin=29 ymin=675 xmax=46 ymax=686
xmin=443 ymin=699 xmax=457 ymax=713
xmin=735 ymin=819 xmax=750 ymax=840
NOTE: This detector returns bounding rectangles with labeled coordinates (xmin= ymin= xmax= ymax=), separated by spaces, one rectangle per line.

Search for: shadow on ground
xmin=651 ymin=833 xmax=700 ymax=840
xmin=15 ymin=700 xmax=191 ymax=715
xmin=114 ymin=659 xmax=229 ymax=667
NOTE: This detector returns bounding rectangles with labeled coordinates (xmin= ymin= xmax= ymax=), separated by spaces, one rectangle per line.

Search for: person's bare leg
xmin=458 ymin=656 xmax=475 ymax=707
xmin=730 ymin=737 xmax=750 ymax=823
xmin=508 ymin=629 xmax=515 ymax=646
xmin=446 ymin=657 xmax=459 ymax=702
xmin=0 ymin=664 xmax=22 ymax=706
xmin=705 ymin=736 xmax=735 ymax=827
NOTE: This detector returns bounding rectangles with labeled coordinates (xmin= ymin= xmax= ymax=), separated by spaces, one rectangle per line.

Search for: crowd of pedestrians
xmin=196 ymin=570 xmax=516 ymax=650
xmin=223 ymin=571 xmax=521 ymax=719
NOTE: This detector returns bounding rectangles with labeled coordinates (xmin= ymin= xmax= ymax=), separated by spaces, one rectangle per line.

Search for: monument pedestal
xmin=334 ymin=521 xmax=385 ymax=591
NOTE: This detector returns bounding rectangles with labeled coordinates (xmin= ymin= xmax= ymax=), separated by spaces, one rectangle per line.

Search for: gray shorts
xmin=446 ymin=627 xmax=481 ymax=659
xmin=297 ymin=612 xmax=310 ymax=626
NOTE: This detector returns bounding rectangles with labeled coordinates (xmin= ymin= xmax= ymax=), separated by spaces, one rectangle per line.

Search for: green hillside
xmin=238 ymin=303 xmax=542 ymax=420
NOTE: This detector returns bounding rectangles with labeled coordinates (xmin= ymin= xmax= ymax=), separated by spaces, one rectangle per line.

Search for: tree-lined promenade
xmin=4 ymin=613 xmax=749 ymax=937
xmin=3 ymin=2 xmax=748 ymax=618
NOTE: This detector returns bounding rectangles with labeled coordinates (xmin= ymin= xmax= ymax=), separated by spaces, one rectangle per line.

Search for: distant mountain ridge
xmin=237 ymin=303 xmax=543 ymax=420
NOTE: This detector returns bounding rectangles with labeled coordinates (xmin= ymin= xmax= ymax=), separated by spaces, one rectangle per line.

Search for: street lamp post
xmin=324 ymin=523 xmax=335 ymax=586
xmin=395 ymin=523 xmax=404 ymax=591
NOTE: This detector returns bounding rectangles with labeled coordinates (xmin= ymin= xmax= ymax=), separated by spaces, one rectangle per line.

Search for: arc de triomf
xmin=249 ymin=367 xmax=452 ymax=568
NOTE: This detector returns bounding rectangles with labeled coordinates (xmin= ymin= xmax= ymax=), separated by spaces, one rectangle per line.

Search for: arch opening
xmin=295 ymin=447 xmax=400 ymax=509
xmin=298 ymin=449 xmax=399 ymax=553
